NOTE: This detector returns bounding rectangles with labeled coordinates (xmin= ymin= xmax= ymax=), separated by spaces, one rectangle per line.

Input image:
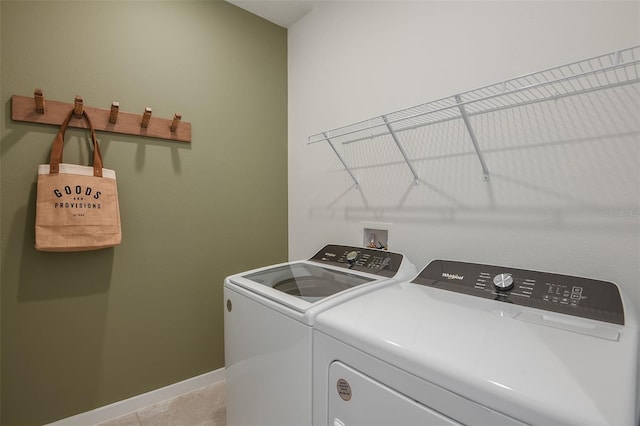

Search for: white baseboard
xmin=46 ymin=368 xmax=225 ymax=425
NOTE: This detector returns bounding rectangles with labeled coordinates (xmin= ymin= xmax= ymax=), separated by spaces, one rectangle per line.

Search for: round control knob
xmin=346 ymin=251 xmax=359 ymax=263
xmin=493 ymin=273 xmax=514 ymax=291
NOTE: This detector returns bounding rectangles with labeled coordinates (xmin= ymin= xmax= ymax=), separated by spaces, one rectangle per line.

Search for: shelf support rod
xmin=382 ymin=115 xmax=419 ymax=185
xmin=455 ymin=94 xmax=490 ymax=181
xmin=323 ymin=132 xmax=359 ymax=188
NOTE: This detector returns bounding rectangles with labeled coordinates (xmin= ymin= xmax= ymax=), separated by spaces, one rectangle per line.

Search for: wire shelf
xmin=308 ymin=46 xmax=640 ymax=185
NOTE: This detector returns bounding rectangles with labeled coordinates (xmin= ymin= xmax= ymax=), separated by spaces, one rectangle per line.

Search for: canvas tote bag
xmin=35 ymin=108 xmax=121 ymax=251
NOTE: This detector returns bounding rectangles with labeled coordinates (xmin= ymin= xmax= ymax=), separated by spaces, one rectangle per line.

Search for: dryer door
xmin=328 ymin=361 xmax=460 ymax=426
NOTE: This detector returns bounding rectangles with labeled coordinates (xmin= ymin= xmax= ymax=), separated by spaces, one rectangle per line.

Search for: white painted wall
xmin=288 ymin=1 xmax=640 ymax=316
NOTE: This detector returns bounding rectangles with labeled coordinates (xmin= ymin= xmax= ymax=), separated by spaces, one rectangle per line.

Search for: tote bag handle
xmin=49 ymin=109 xmax=104 ymax=177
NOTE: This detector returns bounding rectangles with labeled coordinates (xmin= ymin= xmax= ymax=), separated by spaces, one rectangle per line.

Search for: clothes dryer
xmin=313 ymin=259 xmax=639 ymax=425
xmin=224 ymin=244 xmax=416 ymax=426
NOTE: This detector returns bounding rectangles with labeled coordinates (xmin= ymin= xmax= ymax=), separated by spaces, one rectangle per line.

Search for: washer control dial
xmin=346 ymin=251 xmax=359 ymax=263
xmin=493 ymin=273 xmax=514 ymax=291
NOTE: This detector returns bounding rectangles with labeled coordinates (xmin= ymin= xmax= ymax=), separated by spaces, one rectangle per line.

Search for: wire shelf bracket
xmin=454 ymin=94 xmax=490 ymax=181
xmin=324 ymin=132 xmax=360 ymax=188
xmin=382 ymin=115 xmax=420 ymax=185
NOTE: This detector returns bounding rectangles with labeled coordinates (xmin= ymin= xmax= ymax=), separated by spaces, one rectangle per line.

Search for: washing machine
xmin=313 ymin=259 xmax=639 ymax=425
xmin=223 ymin=244 xmax=416 ymax=426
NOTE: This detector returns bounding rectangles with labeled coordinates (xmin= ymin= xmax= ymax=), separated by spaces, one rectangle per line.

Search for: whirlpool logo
xmin=442 ymin=272 xmax=464 ymax=280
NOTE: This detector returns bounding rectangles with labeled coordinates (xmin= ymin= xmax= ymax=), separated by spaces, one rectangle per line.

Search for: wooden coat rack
xmin=11 ymin=89 xmax=191 ymax=143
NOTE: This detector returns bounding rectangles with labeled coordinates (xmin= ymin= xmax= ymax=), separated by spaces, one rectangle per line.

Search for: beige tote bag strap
xmin=49 ymin=109 xmax=104 ymax=177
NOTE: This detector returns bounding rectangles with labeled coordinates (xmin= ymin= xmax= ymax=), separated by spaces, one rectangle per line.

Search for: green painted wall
xmin=0 ymin=1 xmax=288 ymax=424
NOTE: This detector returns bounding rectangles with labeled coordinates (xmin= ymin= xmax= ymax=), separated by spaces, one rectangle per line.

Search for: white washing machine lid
xmin=231 ymin=262 xmax=377 ymax=311
xmin=314 ymin=261 xmax=639 ymax=425
xmin=224 ymin=244 xmax=416 ymax=323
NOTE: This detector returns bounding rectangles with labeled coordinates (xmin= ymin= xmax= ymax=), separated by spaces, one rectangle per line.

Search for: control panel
xmin=412 ymin=260 xmax=625 ymax=325
xmin=309 ymin=244 xmax=403 ymax=278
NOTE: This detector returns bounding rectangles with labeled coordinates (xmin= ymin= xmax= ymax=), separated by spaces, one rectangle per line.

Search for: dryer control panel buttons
xmin=493 ymin=273 xmax=514 ymax=291
xmin=412 ymin=260 xmax=625 ymax=325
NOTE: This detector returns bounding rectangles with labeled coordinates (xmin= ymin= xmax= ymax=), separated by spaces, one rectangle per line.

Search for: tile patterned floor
xmin=96 ymin=381 xmax=226 ymax=426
